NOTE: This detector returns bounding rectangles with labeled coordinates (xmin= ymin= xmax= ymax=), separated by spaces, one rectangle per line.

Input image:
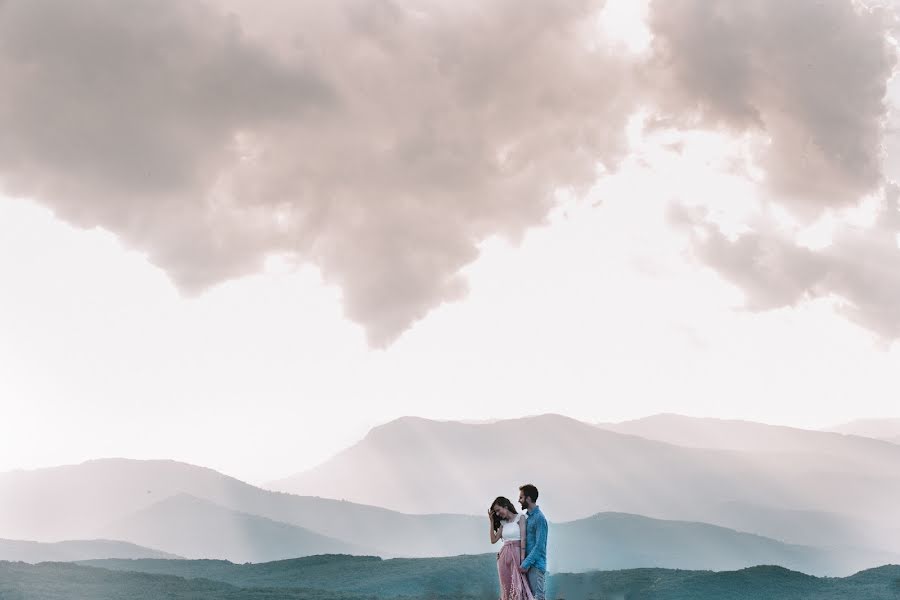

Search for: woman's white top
xmin=500 ymin=513 xmax=526 ymax=542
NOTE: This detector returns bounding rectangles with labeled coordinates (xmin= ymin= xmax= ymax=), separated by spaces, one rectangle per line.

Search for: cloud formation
xmin=3 ymin=0 xmax=897 ymax=343
xmin=0 ymin=0 xmax=333 ymax=286
xmin=674 ymin=185 xmax=900 ymax=339
xmin=0 ymin=0 xmax=635 ymax=345
xmin=650 ymin=0 xmax=900 ymax=339
xmin=645 ymin=0 xmax=895 ymax=215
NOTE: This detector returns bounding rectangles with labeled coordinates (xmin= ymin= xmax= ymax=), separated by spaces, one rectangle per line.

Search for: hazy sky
xmin=2 ymin=0 xmax=900 ymax=484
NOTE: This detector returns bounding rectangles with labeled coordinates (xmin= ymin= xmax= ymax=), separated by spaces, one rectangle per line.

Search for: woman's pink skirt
xmin=497 ymin=540 xmax=534 ymax=600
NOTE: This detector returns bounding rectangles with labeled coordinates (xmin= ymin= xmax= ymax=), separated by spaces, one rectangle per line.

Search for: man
xmin=518 ymin=483 xmax=548 ymax=600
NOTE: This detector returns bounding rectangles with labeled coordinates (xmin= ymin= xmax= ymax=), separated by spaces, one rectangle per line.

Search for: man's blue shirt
xmin=521 ymin=505 xmax=548 ymax=571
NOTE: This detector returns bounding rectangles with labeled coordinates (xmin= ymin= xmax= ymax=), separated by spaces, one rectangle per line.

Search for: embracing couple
xmin=489 ymin=483 xmax=548 ymax=600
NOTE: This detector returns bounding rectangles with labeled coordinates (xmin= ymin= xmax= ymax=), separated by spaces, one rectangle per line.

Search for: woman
xmin=489 ymin=496 xmax=534 ymax=600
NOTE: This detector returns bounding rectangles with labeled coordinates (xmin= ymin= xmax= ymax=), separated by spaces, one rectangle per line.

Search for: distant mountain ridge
xmin=0 ymin=538 xmax=178 ymax=563
xmin=589 ymin=413 xmax=900 ymax=550
xmin=3 ymin=458 xmax=894 ymax=574
xmin=102 ymin=493 xmax=375 ymax=563
xmin=0 ymin=458 xmax=491 ymax=558
xmin=550 ymin=512 xmax=899 ymax=575
xmin=4 ymin=413 xmax=900 ymax=575
xmin=701 ymin=500 xmax=896 ymax=554
xmin=267 ymin=414 xmax=900 ymax=532
xmin=829 ymin=417 xmax=900 ymax=442
xmin=596 ymin=413 xmax=900 ymax=459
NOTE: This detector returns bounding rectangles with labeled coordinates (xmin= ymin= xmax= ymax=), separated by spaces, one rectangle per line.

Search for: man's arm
xmin=519 ymin=515 xmax=527 ymax=555
xmin=520 ymin=515 xmax=547 ymax=570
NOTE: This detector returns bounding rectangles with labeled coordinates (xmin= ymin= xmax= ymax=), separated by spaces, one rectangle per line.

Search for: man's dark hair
xmin=519 ymin=484 xmax=539 ymax=503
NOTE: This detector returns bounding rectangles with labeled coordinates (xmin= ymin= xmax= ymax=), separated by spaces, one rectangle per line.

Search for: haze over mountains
xmin=2 ymin=413 xmax=898 ymax=575
xmin=6 ymin=456 xmax=887 ymax=573
xmin=590 ymin=413 xmax=900 ymax=547
xmin=0 ymin=458 xmax=488 ymax=559
xmin=0 ymin=538 xmax=177 ymax=563
xmin=596 ymin=414 xmax=900 ymax=455
xmin=548 ymin=512 xmax=896 ymax=575
xmin=829 ymin=418 xmax=900 ymax=444
xmin=268 ymin=415 xmax=900 ymax=549
xmin=103 ymin=493 xmax=374 ymax=563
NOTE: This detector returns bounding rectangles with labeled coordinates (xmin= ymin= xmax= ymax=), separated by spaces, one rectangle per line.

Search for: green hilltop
xmin=0 ymin=554 xmax=895 ymax=600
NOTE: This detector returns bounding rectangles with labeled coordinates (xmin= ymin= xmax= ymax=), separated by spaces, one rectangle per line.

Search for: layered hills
xmin=3 ymin=414 xmax=898 ymax=575
xmin=267 ymin=415 xmax=900 ymax=547
xmin=0 ymin=538 xmax=177 ymax=563
xmin=5 ymin=557 xmax=894 ymax=600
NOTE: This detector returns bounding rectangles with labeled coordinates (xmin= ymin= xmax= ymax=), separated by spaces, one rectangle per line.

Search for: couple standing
xmin=489 ymin=483 xmax=548 ymax=600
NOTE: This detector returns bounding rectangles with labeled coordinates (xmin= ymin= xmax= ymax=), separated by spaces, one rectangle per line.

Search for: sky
xmin=2 ymin=0 xmax=900 ymax=484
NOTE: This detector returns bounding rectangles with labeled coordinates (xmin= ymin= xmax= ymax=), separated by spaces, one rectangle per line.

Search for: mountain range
xmin=0 ymin=458 xmax=487 ymax=558
xmin=829 ymin=418 xmax=900 ymax=444
xmin=0 ymin=538 xmax=177 ymax=563
xmin=2 ymin=413 xmax=898 ymax=574
xmin=267 ymin=414 xmax=900 ymax=549
xmin=103 ymin=493 xmax=375 ymax=562
xmin=597 ymin=413 xmax=899 ymax=456
xmin=1 ymin=457 xmax=896 ymax=574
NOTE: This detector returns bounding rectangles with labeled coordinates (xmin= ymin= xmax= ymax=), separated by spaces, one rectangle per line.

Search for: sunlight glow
xmin=596 ymin=0 xmax=653 ymax=54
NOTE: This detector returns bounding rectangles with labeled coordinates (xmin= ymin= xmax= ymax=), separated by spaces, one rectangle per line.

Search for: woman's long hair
xmin=490 ymin=496 xmax=518 ymax=531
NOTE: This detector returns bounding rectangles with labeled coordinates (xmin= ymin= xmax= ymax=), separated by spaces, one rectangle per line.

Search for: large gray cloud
xmin=0 ymin=0 xmax=636 ymax=345
xmin=5 ymin=0 xmax=896 ymax=345
xmin=0 ymin=0 xmax=333 ymax=288
xmin=672 ymin=185 xmax=900 ymax=339
xmin=649 ymin=0 xmax=900 ymax=339
xmin=645 ymin=0 xmax=896 ymax=216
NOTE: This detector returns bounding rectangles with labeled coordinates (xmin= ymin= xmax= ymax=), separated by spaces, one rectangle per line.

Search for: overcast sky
xmin=2 ymin=0 xmax=900 ymax=484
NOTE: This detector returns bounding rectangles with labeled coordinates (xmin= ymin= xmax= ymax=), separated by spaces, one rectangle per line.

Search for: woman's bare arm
xmin=489 ymin=511 xmax=502 ymax=544
xmin=518 ymin=515 xmax=527 ymax=555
